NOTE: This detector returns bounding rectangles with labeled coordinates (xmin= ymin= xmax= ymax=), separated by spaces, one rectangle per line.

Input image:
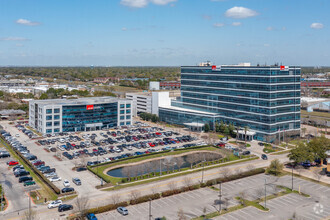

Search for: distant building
xmin=93 ymin=77 xmax=119 ymax=84
xmin=307 ymin=101 xmax=330 ymax=112
xmin=29 ymin=97 xmax=132 ymax=134
xmin=159 ymin=81 xmax=181 ymax=90
xmin=149 ymin=81 xmax=160 ymax=90
xmin=301 ymin=81 xmax=330 ymax=88
xmin=0 ymin=109 xmax=26 ymax=120
xmin=126 ymin=91 xmax=171 ymax=116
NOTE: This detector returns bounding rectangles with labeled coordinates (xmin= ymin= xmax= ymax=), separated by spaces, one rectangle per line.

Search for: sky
xmin=0 ymin=0 xmax=329 ymax=66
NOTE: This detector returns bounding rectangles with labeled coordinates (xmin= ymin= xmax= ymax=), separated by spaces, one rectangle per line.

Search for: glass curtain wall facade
xmin=159 ymin=65 xmax=301 ymax=142
xmin=62 ymin=103 xmax=118 ymax=132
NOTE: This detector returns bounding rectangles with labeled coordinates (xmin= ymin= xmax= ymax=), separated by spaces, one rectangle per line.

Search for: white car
xmin=48 ymin=176 xmax=61 ymax=182
xmin=15 ymin=134 xmax=20 ymax=137
xmin=47 ymin=200 xmax=62 ymax=209
xmin=45 ymin=172 xmax=57 ymax=178
xmin=63 ymin=180 xmax=70 ymax=187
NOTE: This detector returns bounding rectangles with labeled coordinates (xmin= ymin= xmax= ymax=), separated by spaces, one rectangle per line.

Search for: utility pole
xmin=1 ymin=184 xmax=3 ymax=211
xmin=264 ymin=178 xmax=267 ymax=209
xmin=159 ymin=158 xmax=162 ymax=177
xmin=291 ymin=165 xmax=294 ymax=190
xmin=28 ymin=190 xmax=31 ymax=219
xmin=218 ymin=182 xmax=222 ymax=214
xmin=149 ymin=198 xmax=152 ymax=220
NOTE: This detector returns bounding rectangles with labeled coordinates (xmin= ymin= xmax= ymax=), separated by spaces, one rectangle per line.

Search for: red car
xmin=32 ymin=160 xmax=45 ymax=166
xmin=7 ymin=161 xmax=19 ymax=166
xmin=217 ymin=143 xmax=225 ymax=147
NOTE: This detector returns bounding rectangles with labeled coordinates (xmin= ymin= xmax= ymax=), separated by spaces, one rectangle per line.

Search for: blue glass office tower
xmin=159 ymin=64 xmax=301 ymax=142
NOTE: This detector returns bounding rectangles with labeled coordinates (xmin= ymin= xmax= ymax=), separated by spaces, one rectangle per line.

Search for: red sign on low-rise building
xmin=86 ymin=105 xmax=94 ymax=110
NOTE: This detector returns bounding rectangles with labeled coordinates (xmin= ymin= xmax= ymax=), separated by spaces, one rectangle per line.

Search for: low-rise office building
xmin=29 ymin=97 xmax=132 ymax=134
xmin=126 ymin=91 xmax=171 ymax=116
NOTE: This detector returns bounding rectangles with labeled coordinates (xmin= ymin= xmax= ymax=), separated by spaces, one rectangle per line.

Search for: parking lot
xmin=96 ymin=173 xmax=330 ymax=220
xmin=0 ymin=121 xmax=202 ymax=197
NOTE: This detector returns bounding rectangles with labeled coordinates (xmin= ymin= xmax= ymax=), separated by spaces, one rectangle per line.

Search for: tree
xmin=175 ymin=157 xmax=184 ymax=171
xmin=110 ymin=194 xmax=121 ymax=205
xmin=246 ymin=164 xmax=255 ymax=172
xmin=75 ymin=196 xmax=89 ymax=219
xmin=130 ymin=190 xmax=141 ymax=202
xmin=177 ymin=209 xmax=187 ymax=220
xmin=204 ymin=123 xmax=210 ymax=132
xmin=244 ymin=126 xmax=249 ymax=144
xmin=122 ymin=166 xmax=132 ymax=182
xmin=223 ymin=127 xmax=230 ymax=136
xmin=301 ymin=127 xmax=307 ymax=137
xmin=254 ymin=188 xmax=264 ymax=201
xmin=168 ymin=181 xmax=177 ymax=192
xmin=288 ymin=143 xmax=314 ymax=164
xmin=23 ymin=208 xmax=39 ymax=220
xmin=183 ymin=177 xmax=193 ymax=188
xmin=186 ymin=154 xmax=195 ymax=169
xmin=313 ymin=169 xmax=322 ymax=182
xmin=39 ymin=93 xmax=48 ymax=100
xmin=221 ymin=167 xmax=231 ymax=180
xmin=266 ymin=159 xmax=284 ymax=176
xmin=219 ymin=121 xmax=226 ymax=133
xmin=238 ymin=191 xmax=247 ymax=206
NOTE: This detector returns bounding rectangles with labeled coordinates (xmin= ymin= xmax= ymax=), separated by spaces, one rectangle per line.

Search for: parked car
xmin=72 ymin=178 xmax=81 ymax=185
xmin=86 ymin=213 xmax=98 ymax=220
xmin=23 ymin=181 xmax=36 ymax=186
xmin=15 ymin=170 xmax=30 ymax=177
xmin=19 ymin=176 xmax=33 ymax=183
xmin=58 ymin=204 xmax=73 ymax=212
xmin=61 ymin=187 xmax=74 ymax=193
xmin=49 ymin=176 xmax=61 ymax=182
xmin=117 ymin=207 xmax=128 ymax=215
xmin=242 ymin=151 xmax=251 ymax=155
xmin=48 ymin=200 xmax=63 ymax=209
xmin=261 ymin=154 xmax=268 ymax=160
xmin=63 ymin=180 xmax=70 ymax=187
xmin=7 ymin=160 xmax=19 ymax=166
xmin=76 ymin=167 xmax=87 ymax=172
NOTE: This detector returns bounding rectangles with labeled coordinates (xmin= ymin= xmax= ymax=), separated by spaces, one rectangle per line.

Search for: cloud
xmin=232 ymin=22 xmax=242 ymax=26
xmin=15 ymin=18 xmax=41 ymax=26
xmin=266 ymin=26 xmax=274 ymax=31
xmin=225 ymin=6 xmax=258 ymax=19
xmin=0 ymin=37 xmax=29 ymax=41
xmin=213 ymin=23 xmax=225 ymax=28
xmin=202 ymin=15 xmax=212 ymax=20
xmin=122 ymin=27 xmax=128 ymax=31
xmin=263 ymin=43 xmax=270 ymax=47
xmin=150 ymin=0 xmax=176 ymax=5
xmin=310 ymin=23 xmax=324 ymax=29
xmin=120 ymin=0 xmax=176 ymax=8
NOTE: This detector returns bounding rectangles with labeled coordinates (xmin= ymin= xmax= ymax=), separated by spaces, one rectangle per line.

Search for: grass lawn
xmin=111 ymin=85 xmax=142 ymax=93
xmin=301 ymin=110 xmax=330 ymax=119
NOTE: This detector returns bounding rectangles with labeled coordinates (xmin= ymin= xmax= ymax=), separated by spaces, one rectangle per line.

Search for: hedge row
xmin=88 ymin=201 xmax=128 ymax=214
xmin=0 ymin=135 xmax=61 ymax=194
xmin=87 ymin=168 xmax=265 ymax=215
xmin=129 ymin=193 xmax=161 ymax=205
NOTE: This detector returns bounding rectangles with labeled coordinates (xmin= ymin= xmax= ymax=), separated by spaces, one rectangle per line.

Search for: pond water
xmin=107 ymin=152 xmax=222 ymax=178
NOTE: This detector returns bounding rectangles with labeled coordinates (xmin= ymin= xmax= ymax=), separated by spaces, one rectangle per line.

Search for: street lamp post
xmin=201 ymin=160 xmax=205 ymax=184
xmin=149 ymin=198 xmax=152 ymax=220
xmin=291 ymin=165 xmax=294 ymax=190
xmin=264 ymin=178 xmax=267 ymax=209
xmin=218 ymin=182 xmax=222 ymax=214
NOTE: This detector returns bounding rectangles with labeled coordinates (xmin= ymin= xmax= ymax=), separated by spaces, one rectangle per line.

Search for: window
xmin=54 ymin=128 xmax=60 ymax=133
xmin=46 ymin=129 xmax=52 ymax=133
xmin=46 ymin=122 xmax=52 ymax=127
xmin=126 ymin=115 xmax=131 ymax=119
xmin=120 ymin=110 xmax=125 ymax=114
xmin=54 ymin=121 xmax=60 ymax=126
xmin=120 ymin=122 xmax=125 ymax=126
xmin=126 ymin=121 xmax=131 ymax=125
xmin=126 ymin=104 xmax=131 ymax=108
xmin=120 ymin=116 xmax=125 ymax=120
xmin=126 ymin=109 xmax=131 ymax=114
xmin=46 ymin=115 xmax=52 ymax=120
xmin=120 ymin=104 xmax=125 ymax=108
xmin=46 ymin=109 xmax=52 ymax=114
xmin=54 ymin=115 xmax=60 ymax=120
xmin=54 ymin=108 xmax=60 ymax=113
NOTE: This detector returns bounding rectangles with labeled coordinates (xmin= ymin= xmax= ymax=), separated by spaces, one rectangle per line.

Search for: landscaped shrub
xmin=129 ymin=193 xmax=161 ymax=205
xmin=87 ymin=201 xmax=128 ymax=214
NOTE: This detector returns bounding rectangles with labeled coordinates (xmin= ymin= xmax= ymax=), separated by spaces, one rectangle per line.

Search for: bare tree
xmin=183 ymin=177 xmax=193 ymax=188
xmin=224 ymin=198 xmax=230 ymax=210
xmin=177 ymin=208 xmax=187 ymax=220
xmin=246 ymin=164 xmax=255 ymax=172
xmin=175 ymin=157 xmax=184 ymax=171
xmin=313 ymin=169 xmax=322 ymax=182
xmin=22 ymin=208 xmax=39 ymax=220
xmin=150 ymin=187 xmax=158 ymax=195
xmin=122 ymin=166 xmax=131 ymax=182
xmin=234 ymin=167 xmax=242 ymax=177
xmin=110 ymin=194 xmax=121 ymax=205
xmin=72 ymin=159 xmax=80 ymax=168
xmin=79 ymin=155 xmax=88 ymax=167
xmin=221 ymin=167 xmax=231 ymax=180
xmin=168 ymin=181 xmax=177 ymax=192
xmin=131 ymin=166 xmax=139 ymax=180
xmin=130 ymin=190 xmax=141 ymax=202
xmin=146 ymin=161 xmax=153 ymax=177
xmin=75 ymin=196 xmax=89 ymax=218
xmin=186 ymin=154 xmax=195 ymax=169
xmin=163 ymin=159 xmax=172 ymax=174
xmin=238 ymin=191 xmax=247 ymax=206
xmin=137 ymin=164 xmax=145 ymax=179
xmin=254 ymin=188 xmax=264 ymax=201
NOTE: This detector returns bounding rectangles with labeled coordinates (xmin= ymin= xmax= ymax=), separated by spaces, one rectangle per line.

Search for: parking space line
xmin=130 ymin=205 xmax=143 ymax=214
xmin=158 ymin=198 xmax=170 ymax=207
xmin=176 ymin=193 xmax=190 ymax=201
